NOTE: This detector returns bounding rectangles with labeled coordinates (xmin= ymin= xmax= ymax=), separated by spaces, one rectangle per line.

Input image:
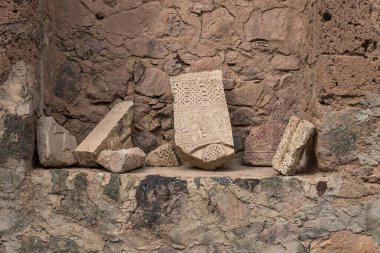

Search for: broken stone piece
xmin=75 ymin=101 xmax=133 ymax=166
xmin=146 ymin=143 xmax=179 ymax=167
xmin=97 ymin=148 xmax=146 ymax=173
xmin=170 ymin=70 xmax=235 ymax=170
xmin=244 ymin=123 xmax=285 ymax=166
xmin=272 ymin=116 xmax=316 ymax=175
xmin=37 ymin=116 xmax=78 ymax=167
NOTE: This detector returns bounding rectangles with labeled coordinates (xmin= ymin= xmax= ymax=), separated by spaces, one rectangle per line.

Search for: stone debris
xmin=272 ymin=116 xmax=316 ymax=175
xmin=170 ymin=70 xmax=235 ymax=170
xmin=244 ymin=123 xmax=285 ymax=166
xmin=75 ymin=101 xmax=133 ymax=166
xmin=97 ymin=148 xmax=146 ymax=173
xmin=146 ymin=143 xmax=179 ymax=167
xmin=37 ymin=116 xmax=78 ymax=167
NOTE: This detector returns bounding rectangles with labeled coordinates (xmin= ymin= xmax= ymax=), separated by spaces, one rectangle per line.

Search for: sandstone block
xmin=244 ymin=123 xmax=285 ymax=166
xmin=272 ymin=116 xmax=316 ymax=175
xmin=97 ymin=148 xmax=146 ymax=173
xmin=146 ymin=144 xmax=179 ymax=167
xmin=37 ymin=116 xmax=78 ymax=167
xmin=75 ymin=101 xmax=133 ymax=166
xmin=170 ymin=70 xmax=234 ymax=170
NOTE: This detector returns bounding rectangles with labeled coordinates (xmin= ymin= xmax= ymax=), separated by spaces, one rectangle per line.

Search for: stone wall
xmin=41 ymin=0 xmax=315 ymax=155
xmin=0 ymin=1 xmax=39 ymax=252
xmin=1 ymin=0 xmax=380 ymax=252
xmin=40 ymin=0 xmax=380 ymax=172
xmin=5 ymin=169 xmax=380 ymax=252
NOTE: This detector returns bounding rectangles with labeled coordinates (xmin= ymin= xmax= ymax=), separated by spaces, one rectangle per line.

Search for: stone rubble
xmin=75 ymin=101 xmax=133 ymax=167
xmin=146 ymin=143 xmax=179 ymax=167
xmin=97 ymin=148 xmax=146 ymax=173
xmin=272 ymin=116 xmax=316 ymax=175
xmin=37 ymin=116 xmax=78 ymax=167
xmin=170 ymin=70 xmax=235 ymax=170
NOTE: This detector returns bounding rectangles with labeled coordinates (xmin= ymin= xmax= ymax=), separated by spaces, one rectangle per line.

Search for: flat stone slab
xmin=37 ymin=116 xmax=78 ymax=167
xmin=75 ymin=101 xmax=133 ymax=166
xmin=272 ymin=116 xmax=316 ymax=175
xmin=170 ymin=70 xmax=234 ymax=170
xmin=244 ymin=123 xmax=285 ymax=166
xmin=97 ymin=148 xmax=146 ymax=173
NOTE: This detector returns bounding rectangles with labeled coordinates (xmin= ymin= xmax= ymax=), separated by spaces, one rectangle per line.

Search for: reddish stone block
xmin=243 ymin=123 xmax=285 ymax=166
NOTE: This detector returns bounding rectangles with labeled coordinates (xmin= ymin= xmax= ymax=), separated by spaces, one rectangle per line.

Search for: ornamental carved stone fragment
xmin=170 ymin=70 xmax=234 ymax=170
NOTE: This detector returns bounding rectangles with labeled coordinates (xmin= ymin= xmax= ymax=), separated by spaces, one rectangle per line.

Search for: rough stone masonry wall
xmin=1 ymin=0 xmax=380 ymax=252
xmin=0 ymin=1 xmax=39 ymax=252
xmin=41 ymin=0 xmax=315 ymax=156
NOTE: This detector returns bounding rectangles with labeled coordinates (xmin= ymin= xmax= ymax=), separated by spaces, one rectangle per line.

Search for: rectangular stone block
xmin=37 ymin=116 xmax=78 ymax=167
xmin=272 ymin=116 xmax=316 ymax=175
xmin=75 ymin=101 xmax=133 ymax=166
xmin=170 ymin=70 xmax=234 ymax=170
xmin=244 ymin=123 xmax=285 ymax=166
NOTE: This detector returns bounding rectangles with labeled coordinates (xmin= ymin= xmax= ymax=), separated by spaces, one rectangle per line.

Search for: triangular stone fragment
xmin=170 ymin=70 xmax=235 ymax=170
xmin=146 ymin=144 xmax=179 ymax=167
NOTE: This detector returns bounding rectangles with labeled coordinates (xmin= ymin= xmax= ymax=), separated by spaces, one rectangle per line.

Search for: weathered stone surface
xmin=97 ymin=148 xmax=146 ymax=173
xmin=310 ymin=230 xmax=379 ymax=253
xmin=170 ymin=70 xmax=234 ymax=170
xmin=75 ymin=101 xmax=133 ymax=166
xmin=101 ymin=2 xmax=160 ymax=37
xmin=53 ymin=60 xmax=80 ymax=103
xmin=272 ymin=116 xmax=316 ymax=175
xmin=135 ymin=68 xmax=171 ymax=98
xmin=146 ymin=144 xmax=179 ymax=167
xmin=37 ymin=116 xmax=78 ymax=167
xmin=244 ymin=123 xmax=285 ymax=166
xmin=226 ymin=83 xmax=265 ymax=107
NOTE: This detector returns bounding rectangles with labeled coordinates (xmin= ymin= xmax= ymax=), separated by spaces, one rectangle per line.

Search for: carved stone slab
xmin=75 ymin=101 xmax=133 ymax=166
xmin=37 ymin=116 xmax=78 ymax=167
xmin=244 ymin=123 xmax=285 ymax=166
xmin=170 ymin=70 xmax=234 ymax=170
xmin=272 ymin=116 xmax=316 ymax=175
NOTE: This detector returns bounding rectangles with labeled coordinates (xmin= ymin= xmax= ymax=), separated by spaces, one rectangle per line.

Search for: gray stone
xmin=75 ymin=101 xmax=133 ymax=166
xmin=97 ymin=148 xmax=146 ymax=173
xmin=37 ymin=116 xmax=78 ymax=167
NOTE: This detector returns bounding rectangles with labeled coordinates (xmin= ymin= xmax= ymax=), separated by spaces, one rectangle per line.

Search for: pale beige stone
xmin=272 ymin=116 xmax=316 ymax=175
xmin=97 ymin=148 xmax=146 ymax=173
xmin=146 ymin=144 xmax=179 ymax=167
xmin=37 ymin=116 xmax=78 ymax=167
xmin=75 ymin=101 xmax=133 ymax=166
xmin=170 ymin=70 xmax=234 ymax=170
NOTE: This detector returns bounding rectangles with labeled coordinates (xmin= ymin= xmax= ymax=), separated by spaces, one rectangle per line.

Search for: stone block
xmin=272 ymin=116 xmax=316 ymax=175
xmin=170 ymin=70 xmax=234 ymax=170
xmin=97 ymin=148 xmax=146 ymax=173
xmin=75 ymin=101 xmax=133 ymax=166
xmin=244 ymin=123 xmax=285 ymax=167
xmin=146 ymin=144 xmax=179 ymax=167
xmin=37 ymin=116 xmax=78 ymax=167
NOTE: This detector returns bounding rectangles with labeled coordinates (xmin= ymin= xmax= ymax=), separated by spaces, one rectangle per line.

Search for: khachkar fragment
xmin=272 ymin=116 xmax=316 ymax=175
xmin=37 ymin=116 xmax=78 ymax=167
xmin=244 ymin=123 xmax=285 ymax=166
xmin=170 ymin=70 xmax=235 ymax=170
xmin=146 ymin=143 xmax=179 ymax=167
xmin=97 ymin=148 xmax=146 ymax=173
xmin=75 ymin=101 xmax=133 ymax=166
